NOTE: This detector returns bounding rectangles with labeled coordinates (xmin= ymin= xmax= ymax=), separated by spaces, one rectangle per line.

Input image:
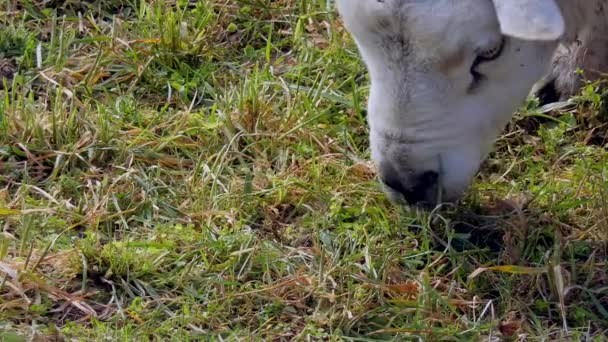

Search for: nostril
xmin=381 ymin=170 xmax=439 ymax=205
xmin=378 ymin=161 xmax=441 ymax=206
xmin=406 ymin=171 xmax=439 ymax=204
xmin=416 ymin=171 xmax=439 ymax=190
xmin=381 ymin=174 xmax=407 ymax=195
xmin=379 ymin=162 xmax=407 ymax=195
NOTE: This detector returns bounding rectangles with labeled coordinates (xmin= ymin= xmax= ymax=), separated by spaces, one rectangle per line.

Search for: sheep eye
xmin=469 ymin=38 xmax=506 ymax=87
xmin=477 ymin=38 xmax=505 ymax=60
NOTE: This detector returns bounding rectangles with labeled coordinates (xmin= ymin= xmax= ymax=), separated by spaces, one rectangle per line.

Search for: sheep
xmin=336 ymin=0 xmax=608 ymax=207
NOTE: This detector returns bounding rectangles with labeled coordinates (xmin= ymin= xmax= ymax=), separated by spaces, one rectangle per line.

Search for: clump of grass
xmin=0 ymin=0 xmax=607 ymax=340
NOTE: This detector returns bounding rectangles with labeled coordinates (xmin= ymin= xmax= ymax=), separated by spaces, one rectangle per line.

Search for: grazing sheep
xmin=336 ymin=0 xmax=608 ymax=207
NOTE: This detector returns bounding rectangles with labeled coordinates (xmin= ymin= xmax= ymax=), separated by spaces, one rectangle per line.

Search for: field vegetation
xmin=0 ymin=0 xmax=607 ymax=340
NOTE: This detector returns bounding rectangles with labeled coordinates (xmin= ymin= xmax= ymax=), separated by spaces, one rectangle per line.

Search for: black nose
xmin=380 ymin=167 xmax=439 ymax=206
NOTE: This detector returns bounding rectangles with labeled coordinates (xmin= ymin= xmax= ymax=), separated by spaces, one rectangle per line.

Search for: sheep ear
xmin=492 ymin=0 xmax=565 ymax=41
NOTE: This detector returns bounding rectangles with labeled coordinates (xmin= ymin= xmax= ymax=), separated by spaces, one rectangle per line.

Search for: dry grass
xmin=0 ymin=0 xmax=607 ymax=340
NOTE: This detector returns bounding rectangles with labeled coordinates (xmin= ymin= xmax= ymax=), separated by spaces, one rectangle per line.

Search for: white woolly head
xmin=337 ymin=0 xmax=562 ymax=206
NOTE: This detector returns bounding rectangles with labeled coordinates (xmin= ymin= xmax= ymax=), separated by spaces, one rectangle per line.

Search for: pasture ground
xmin=0 ymin=0 xmax=607 ymax=340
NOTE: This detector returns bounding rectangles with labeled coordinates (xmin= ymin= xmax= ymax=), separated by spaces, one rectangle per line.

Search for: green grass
xmin=0 ymin=0 xmax=607 ymax=340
